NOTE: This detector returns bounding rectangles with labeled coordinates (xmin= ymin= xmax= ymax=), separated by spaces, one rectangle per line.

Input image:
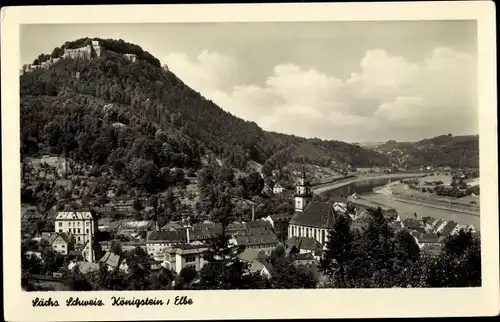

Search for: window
xmin=58 ymin=222 xmax=62 ymax=227
xmin=59 ymin=229 xmax=63 ymax=233
xmin=61 ymin=244 xmax=65 ymax=248
xmin=86 ymin=222 xmax=90 ymax=226
xmin=78 ymin=222 xmax=81 ymax=227
xmin=185 ymin=255 xmax=196 ymax=263
xmin=78 ymin=228 xmax=81 ymax=233
xmin=77 ymin=236 xmax=81 ymax=242
xmin=86 ymin=229 xmax=89 ymax=233
xmin=53 ymin=245 xmax=57 ymax=248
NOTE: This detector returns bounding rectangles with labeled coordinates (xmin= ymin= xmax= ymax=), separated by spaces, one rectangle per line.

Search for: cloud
xmin=163 ymin=47 xmax=477 ymax=142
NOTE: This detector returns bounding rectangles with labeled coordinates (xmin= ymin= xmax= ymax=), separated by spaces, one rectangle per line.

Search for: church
xmin=287 ymin=167 xmax=339 ymax=246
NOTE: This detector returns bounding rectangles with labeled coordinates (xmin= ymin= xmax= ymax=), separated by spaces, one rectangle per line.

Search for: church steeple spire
xmin=294 ymin=165 xmax=312 ymax=212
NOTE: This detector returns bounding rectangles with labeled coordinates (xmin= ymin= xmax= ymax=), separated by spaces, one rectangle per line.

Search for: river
xmin=319 ymin=177 xmax=480 ymax=229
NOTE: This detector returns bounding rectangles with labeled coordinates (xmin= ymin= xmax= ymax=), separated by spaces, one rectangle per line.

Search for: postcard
xmin=1 ymin=2 xmax=498 ymax=321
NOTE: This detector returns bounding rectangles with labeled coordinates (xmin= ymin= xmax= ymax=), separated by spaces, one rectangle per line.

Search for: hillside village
xmin=20 ymin=38 xmax=481 ymax=291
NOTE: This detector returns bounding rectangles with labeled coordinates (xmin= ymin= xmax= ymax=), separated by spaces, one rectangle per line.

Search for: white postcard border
xmin=2 ymin=2 xmax=498 ymax=321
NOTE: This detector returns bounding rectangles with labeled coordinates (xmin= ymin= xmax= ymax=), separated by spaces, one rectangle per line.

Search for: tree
xmin=270 ymin=259 xmax=316 ymax=289
xmin=244 ymin=172 xmax=264 ymax=196
xmin=174 ymin=266 xmax=198 ymax=289
xmin=110 ymin=241 xmax=123 ymax=256
xmin=67 ymin=267 xmax=94 ymax=291
xmin=320 ymin=214 xmax=354 ymax=287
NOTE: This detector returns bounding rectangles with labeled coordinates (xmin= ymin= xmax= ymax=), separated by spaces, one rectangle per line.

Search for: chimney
xmin=155 ymin=220 xmax=159 ymax=231
xmin=251 ymin=204 xmax=255 ymax=222
xmin=186 ymin=226 xmax=190 ymax=244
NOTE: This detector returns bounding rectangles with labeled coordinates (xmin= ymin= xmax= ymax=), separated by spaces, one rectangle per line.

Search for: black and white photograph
xmin=2 ymin=2 xmax=498 ymax=321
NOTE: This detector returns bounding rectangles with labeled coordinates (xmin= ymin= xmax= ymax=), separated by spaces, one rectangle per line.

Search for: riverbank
xmin=383 ymin=182 xmax=480 ymax=215
xmin=389 ymin=192 xmax=479 ymax=216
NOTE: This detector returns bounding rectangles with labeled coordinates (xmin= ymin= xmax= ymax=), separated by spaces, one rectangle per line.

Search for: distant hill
xmin=20 ymin=37 xmax=393 ymax=189
xmin=374 ymin=134 xmax=479 ymax=168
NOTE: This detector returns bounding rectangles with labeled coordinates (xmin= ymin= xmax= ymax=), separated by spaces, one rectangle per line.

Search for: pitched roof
xmin=402 ymin=218 xmax=422 ymax=228
xmin=421 ymin=244 xmax=442 ymax=256
xmin=290 ymin=201 xmax=337 ymax=229
xmin=292 ymin=252 xmax=315 ymax=261
xmin=417 ymin=233 xmax=441 ymax=244
xmin=99 ymin=251 xmax=122 ymax=268
xmin=440 ymin=221 xmax=459 ymax=237
xmin=161 ymin=221 xmax=184 ymax=231
xmin=246 ymin=220 xmax=273 ymax=229
xmin=147 ymin=230 xmax=186 ymax=242
xmin=238 ymin=249 xmax=265 ymax=262
xmin=56 ymin=211 xmax=95 ymax=220
xmin=269 ymin=213 xmax=293 ymax=221
xmin=286 ymin=236 xmax=322 ymax=253
xmin=235 ymin=232 xmax=279 ymax=247
xmin=46 ymin=232 xmax=71 ymax=245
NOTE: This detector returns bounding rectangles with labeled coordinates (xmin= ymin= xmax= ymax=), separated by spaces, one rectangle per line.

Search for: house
xmin=423 ymin=217 xmax=438 ymax=232
xmin=237 ymin=249 xmax=272 ymax=278
xmin=438 ymin=221 xmax=458 ymax=237
xmin=401 ymin=218 xmax=424 ymax=231
xmin=272 ymin=182 xmax=285 ymax=194
xmin=54 ymin=211 xmax=98 ymax=245
xmin=433 ymin=219 xmax=449 ymax=235
xmin=289 ymin=252 xmax=317 ymax=267
xmin=159 ymin=243 xmax=209 ymax=274
xmin=28 ymin=155 xmax=69 ymax=179
xmin=263 ymin=213 xmax=293 ymax=241
xmin=415 ymin=232 xmax=446 ymax=248
xmin=285 ymin=236 xmax=323 ymax=260
xmin=146 ymin=230 xmax=187 ymax=259
xmin=230 ymin=230 xmax=279 ymax=254
xmin=99 ymin=251 xmax=129 ymax=273
xmin=384 ymin=209 xmax=400 ymax=222
xmin=44 ymin=232 xmax=73 ymax=255
xmin=161 ymin=221 xmax=184 ymax=232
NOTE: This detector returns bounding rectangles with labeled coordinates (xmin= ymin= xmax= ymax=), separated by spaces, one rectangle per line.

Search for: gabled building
xmin=146 ymin=230 xmax=187 ymax=259
xmin=285 ymin=236 xmax=323 ymax=260
xmin=44 ymin=232 xmax=73 ymax=255
xmin=230 ymin=230 xmax=279 ymax=254
xmin=159 ymin=243 xmax=209 ymax=274
xmin=272 ymin=182 xmax=285 ymax=194
xmin=54 ymin=211 xmax=98 ymax=245
xmin=99 ymin=251 xmax=129 ymax=273
xmin=237 ymin=249 xmax=273 ymax=278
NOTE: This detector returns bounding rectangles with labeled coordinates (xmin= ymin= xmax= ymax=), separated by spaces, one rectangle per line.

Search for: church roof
xmin=290 ymin=201 xmax=337 ymax=229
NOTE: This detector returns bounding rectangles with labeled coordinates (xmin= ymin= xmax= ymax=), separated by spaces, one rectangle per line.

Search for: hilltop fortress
xmin=21 ymin=40 xmax=138 ymax=74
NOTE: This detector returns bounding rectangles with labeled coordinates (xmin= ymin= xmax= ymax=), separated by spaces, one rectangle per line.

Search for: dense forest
xmin=376 ymin=134 xmax=479 ymax=168
xmin=20 ymin=38 xmax=393 ymax=181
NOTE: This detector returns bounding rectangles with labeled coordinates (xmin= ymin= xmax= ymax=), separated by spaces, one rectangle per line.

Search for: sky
xmin=21 ymin=21 xmax=478 ymax=143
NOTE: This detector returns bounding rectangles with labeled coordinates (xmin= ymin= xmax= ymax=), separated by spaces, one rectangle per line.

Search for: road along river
xmin=315 ymin=174 xmax=480 ymax=230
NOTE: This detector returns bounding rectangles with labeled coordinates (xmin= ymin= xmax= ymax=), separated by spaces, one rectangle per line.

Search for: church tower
xmin=294 ymin=165 xmax=313 ymax=212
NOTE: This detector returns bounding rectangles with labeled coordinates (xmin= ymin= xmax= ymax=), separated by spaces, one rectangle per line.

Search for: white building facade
xmin=54 ymin=211 xmax=98 ymax=245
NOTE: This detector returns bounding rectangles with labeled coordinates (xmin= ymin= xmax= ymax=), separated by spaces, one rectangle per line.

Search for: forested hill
xmin=375 ymin=134 xmax=479 ymax=168
xmin=20 ymin=38 xmax=392 ymax=180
